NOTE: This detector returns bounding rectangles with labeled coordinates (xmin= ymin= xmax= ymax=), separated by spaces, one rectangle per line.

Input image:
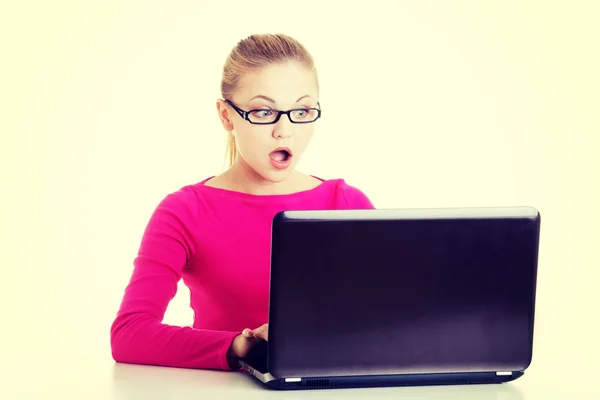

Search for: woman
xmin=110 ymin=33 xmax=375 ymax=371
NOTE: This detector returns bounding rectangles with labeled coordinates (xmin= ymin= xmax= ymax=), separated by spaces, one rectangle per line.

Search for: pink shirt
xmin=110 ymin=176 xmax=375 ymax=371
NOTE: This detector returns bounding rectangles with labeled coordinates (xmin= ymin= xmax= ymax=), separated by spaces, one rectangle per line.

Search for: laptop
xmin=239 ymin=206 xmax=541 ymax=390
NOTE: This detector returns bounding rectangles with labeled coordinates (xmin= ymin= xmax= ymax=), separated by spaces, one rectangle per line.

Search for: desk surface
xmin=4 ymin=347 xmax=598 ymax=400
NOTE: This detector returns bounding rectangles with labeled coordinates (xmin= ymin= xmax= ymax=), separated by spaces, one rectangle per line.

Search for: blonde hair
xmin=220 ymin=33 xmax=318 ymax=168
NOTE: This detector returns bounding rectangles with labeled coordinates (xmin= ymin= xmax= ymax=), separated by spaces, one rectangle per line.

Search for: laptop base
xmin=239 ymin=359 xmax=524 ymax=390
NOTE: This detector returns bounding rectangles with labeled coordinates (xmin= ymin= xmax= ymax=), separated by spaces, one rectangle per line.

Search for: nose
xmin=273 ymin=114 xmax=294 ymax=139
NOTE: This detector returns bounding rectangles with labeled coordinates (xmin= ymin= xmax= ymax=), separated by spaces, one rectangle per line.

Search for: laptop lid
xmin=266 ymin=207 xmax=540 ymax=379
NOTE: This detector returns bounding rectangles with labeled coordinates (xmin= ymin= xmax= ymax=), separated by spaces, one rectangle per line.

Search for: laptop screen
xmin=267 ymin=209 xmax=540 ymax=378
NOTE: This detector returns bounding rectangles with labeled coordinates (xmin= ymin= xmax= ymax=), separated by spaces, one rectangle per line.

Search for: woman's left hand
xmin=243 ymin=323 xmax=268 ymax=342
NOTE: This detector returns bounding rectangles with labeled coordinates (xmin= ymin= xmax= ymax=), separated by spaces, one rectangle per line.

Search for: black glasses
xmin=225 ymin=99 xmax=321 ymax=125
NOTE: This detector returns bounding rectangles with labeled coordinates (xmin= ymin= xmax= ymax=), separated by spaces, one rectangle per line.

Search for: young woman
xmin=110 ymin=33 xmax=375 ymax=371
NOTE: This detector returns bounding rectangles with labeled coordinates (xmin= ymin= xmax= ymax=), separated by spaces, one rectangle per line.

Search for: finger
xmin=254 ymin=327 xmax=268 ymax=341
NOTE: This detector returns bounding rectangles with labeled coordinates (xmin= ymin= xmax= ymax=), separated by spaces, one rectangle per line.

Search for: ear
xmin=216 ymin=99 xmax=235 ymax=131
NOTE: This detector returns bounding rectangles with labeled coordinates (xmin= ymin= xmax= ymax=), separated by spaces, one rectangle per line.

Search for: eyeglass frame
xmin=224 ymin=99 xmax=322 ymax=125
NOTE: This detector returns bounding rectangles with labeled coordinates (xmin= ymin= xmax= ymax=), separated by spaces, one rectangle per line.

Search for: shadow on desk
xmin=111 ymin=363 xmax=525 ymax=400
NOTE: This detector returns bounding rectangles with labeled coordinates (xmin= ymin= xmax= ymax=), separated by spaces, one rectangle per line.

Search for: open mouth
xmin=269 ymin=148 xmax=292 ymax=163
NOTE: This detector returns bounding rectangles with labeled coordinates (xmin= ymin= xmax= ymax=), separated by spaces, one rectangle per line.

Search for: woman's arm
xmin=109 ymin=187 xmax=238 ymax=371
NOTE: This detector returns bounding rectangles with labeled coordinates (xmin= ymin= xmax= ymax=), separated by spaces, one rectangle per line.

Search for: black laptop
xmin=239 ymin=207 xmax=541 ymax=390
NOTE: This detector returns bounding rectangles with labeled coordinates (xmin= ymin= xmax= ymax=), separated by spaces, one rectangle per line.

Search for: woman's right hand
xmin=226 ymin=323 xmax=268 ymax=368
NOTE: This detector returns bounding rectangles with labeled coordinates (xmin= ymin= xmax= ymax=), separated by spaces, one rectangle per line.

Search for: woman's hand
xmin=243 ymin=323 xmax=268 ymax=342
xmin=226 ymin=323 xmax=268 ymax=368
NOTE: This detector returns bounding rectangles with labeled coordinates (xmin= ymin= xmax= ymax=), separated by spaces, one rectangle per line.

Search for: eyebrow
xmin=249 ymin=94 xmax=313 ymax=104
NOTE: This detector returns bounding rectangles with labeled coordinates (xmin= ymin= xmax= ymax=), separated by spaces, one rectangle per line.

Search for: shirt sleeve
xmin=110 ymin=187 xmax=239 ymax=371
xmin=340 ymin=181 xmax=376 ymax=209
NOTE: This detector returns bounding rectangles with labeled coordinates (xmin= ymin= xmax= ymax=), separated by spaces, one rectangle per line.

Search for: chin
xmin=261 ymin=169 xmax=294 ymax=184
xmin=255 ymin=163 xmax=297 ymax=183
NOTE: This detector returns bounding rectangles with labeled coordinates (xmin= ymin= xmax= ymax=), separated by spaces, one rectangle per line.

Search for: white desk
xmin=4 ymin=347 xmax=598 ymax=399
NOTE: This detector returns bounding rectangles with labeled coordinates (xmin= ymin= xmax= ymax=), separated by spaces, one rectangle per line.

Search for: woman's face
xmin=219 ymin=61 xmax=320 ymax=183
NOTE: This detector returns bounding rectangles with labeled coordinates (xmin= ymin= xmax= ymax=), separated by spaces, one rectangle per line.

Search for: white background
xmin=2 ymin=1 xmax=599 ymax=398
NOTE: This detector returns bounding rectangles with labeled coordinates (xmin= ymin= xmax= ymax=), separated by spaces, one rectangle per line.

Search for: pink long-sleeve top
xmin=110 ymin=176 xmax=375 ymax=371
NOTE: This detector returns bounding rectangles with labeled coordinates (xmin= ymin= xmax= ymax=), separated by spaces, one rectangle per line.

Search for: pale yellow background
xmin=1 ymin=1 xmax=598 ymax=399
